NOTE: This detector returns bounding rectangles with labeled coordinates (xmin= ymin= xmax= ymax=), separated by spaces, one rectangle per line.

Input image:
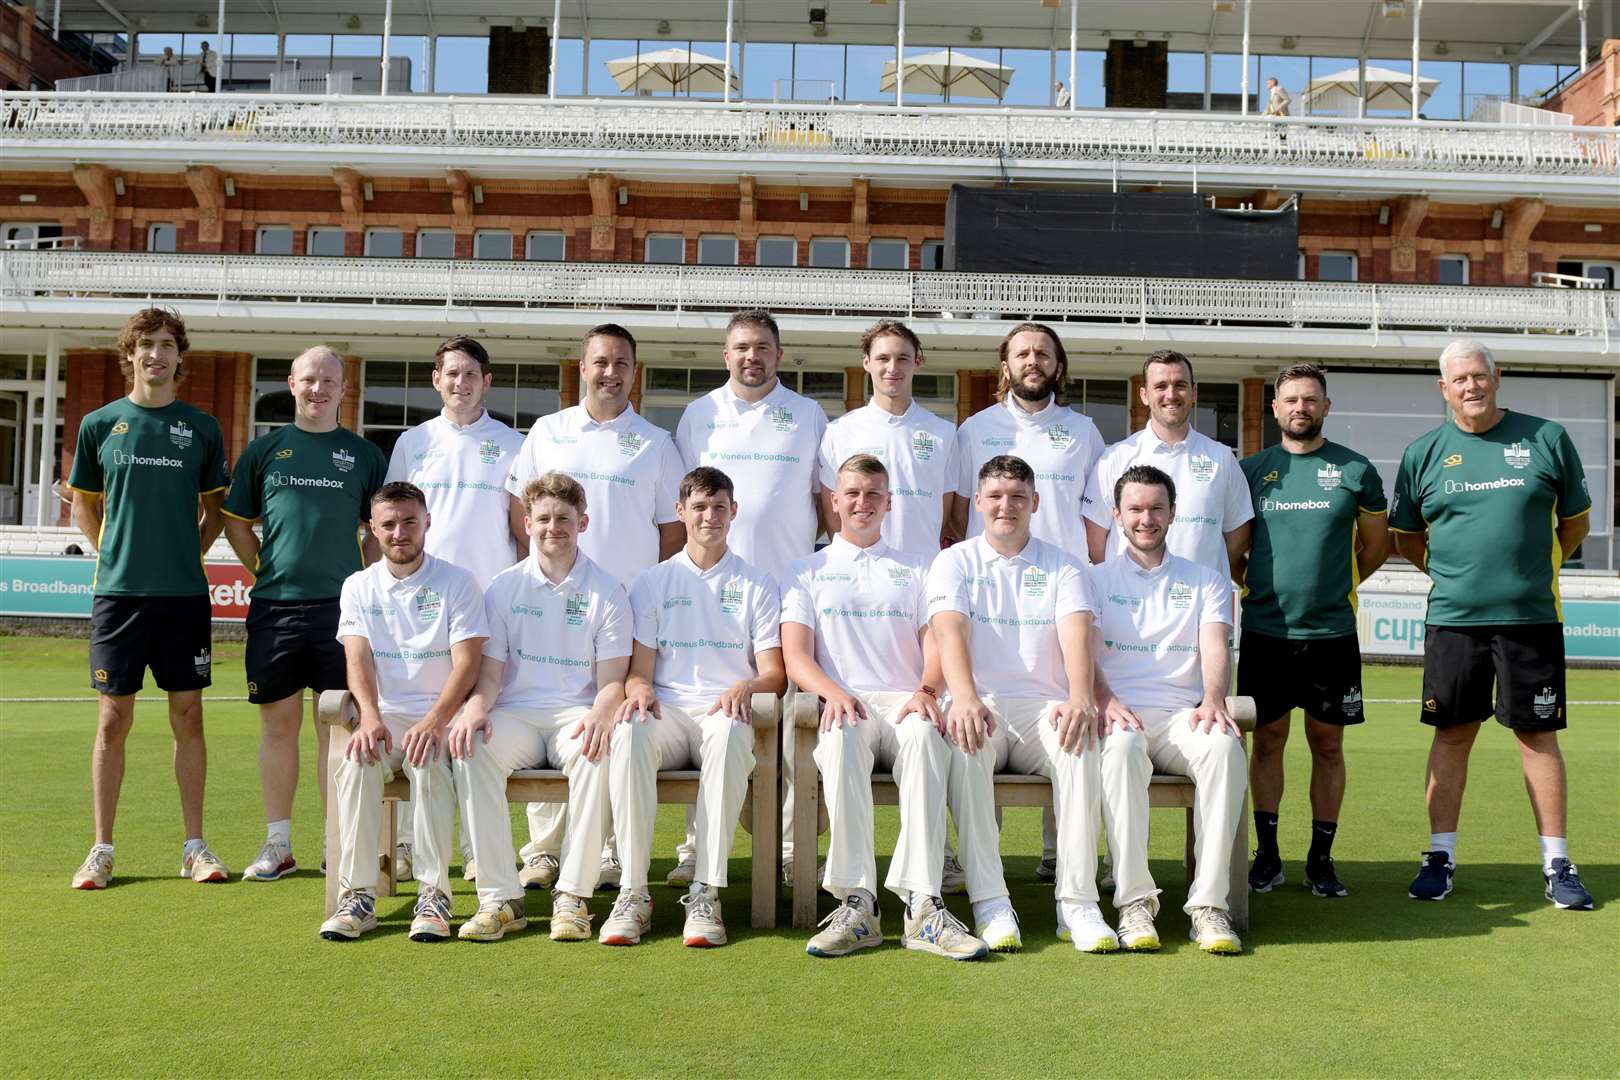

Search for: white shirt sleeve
xmin=1200 ymin=567 xmax=1235 ymax=627
xmin=751 ymin=575 xmax=782 ymax=652
xmin=595 ymin=583 xmax=634 ymax=662
xmin=1082 ymin=451 xmax=1116 ymax=530
xmin=816 ymin=426 xmax=839 ymax=493
xmin=1054 ymin=558 xmax=1097 ymax=619
xmin=629 ymin=570 xmax=660 ymax=651
xmin=505 ymin=429 xmax=540 ymax=500
xmin=780 ymin=566 xmax=814 ymax=629
xmin=384 ymin=429 xmax=410 ymax=485
xmin=808 ymin=404 xmax=830 ymax=492
xmin=941 ymin=422 xmax=962 ymax=504
xmin=953 ymin=424 xmax=976 ymax=499
xmin=654 ymin=439 xmax=683 ymax=526
xmin=1221 ymin=452 xmax=1256 ymax=531
xmin=674 ymin=407 xmax=698 ymax=471
xmin=925 ymin=548 xmax=971 ymax=620
xmin=446 ymin=570 xmax=491 ymax=644
xmin=336 ymin=574 xmax=367 ymax=642
xmin=481 ymin=584 xmax=510 ymax=662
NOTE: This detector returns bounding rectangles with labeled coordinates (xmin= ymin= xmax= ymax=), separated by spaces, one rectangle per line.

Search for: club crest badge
xmin=1532 ymin=687 xmax=1557 ymax=720
xmin=1189 ymin=455 xmax=1216 ymax=482
xmin=414 ymin=587 xmax=442 ymax=621
xmin=719 ymin=580 xmax=744 ymax=615
xmin=168 ymin=420 xmax=194 ymax=449
xmin=886 ymin=566 xmax=914 ymax=587
xmin=479 ymin=439 xmax=502 ymax=464
xmin=617 ymin=431 xmax=644 ymax=458
xmin=1316 ymin=464 xmax=1342 ymax=491
xmin=769 ymin=407 xmax=795 ymax=433
xmin=1341 ymin=688 xmax=1363 ymax=717
xmin=332 ymin=449 xmax=356 ymax=473
xmin=565 ymin=592 xmax=589 ymax=627
xmin=911 ymin=431 xmax=937 ymax=462
xmin=1046 ymin=424 xmax=1074 ymax=451
xmin=193 ymin=648 xmax=211 ymax=676
xmin=1022 ymin=567 xmax=1048 ymax=599
xmin=1169 ymin=582 xmax=1194 ymax=610
xmin=1502 ymin=443 xmax=1531 ymax=470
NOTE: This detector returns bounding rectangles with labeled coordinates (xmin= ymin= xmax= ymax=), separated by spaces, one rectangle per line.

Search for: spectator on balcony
xmin=199 ymin=42 xmax=219 ymax=93
xmin=1055 ymin=81 xmax=1071 ymax=109
xmin=1264 ymin=77 xmax=1291 ymax=117
xmin=159 ymin=47 xmax=179 ymax=92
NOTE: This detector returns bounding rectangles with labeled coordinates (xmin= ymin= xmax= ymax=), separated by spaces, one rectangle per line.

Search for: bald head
xmin=289 ymin=345 xmax=345 ymax=431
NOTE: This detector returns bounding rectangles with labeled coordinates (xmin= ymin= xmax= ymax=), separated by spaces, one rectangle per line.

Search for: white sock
xmin=1429 ymin=832 xmax=1457 ymax=860
xmin=848 ymin=888 xmax=877 ymax=914
xmin=1538 ymin=836 xmax=1568 ymax=874
xmin=267 ymin=819 xmax=291 ymax=846
xmin=91 ymin=842 xmax=114 ymax=856
xmin=183 ymin=837 xmax=206 ymax=858
xmin=971 ymin=897 xmax=1012 ymax=924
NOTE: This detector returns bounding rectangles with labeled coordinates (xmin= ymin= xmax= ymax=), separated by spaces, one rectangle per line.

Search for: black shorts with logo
xmin=244 ymin=597 xmax=347 ymax=705
xmin=88 ymin=594 xmax=213 ymax=695
xmin=1421 ymin=623 xmax=1567 ymax=733
xmin=1237 ymin=629 xmax=1365 ymax=727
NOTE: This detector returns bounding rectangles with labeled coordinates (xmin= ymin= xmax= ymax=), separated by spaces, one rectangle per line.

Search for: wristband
xmin=916 ymin=684 xmax=939 ymax=699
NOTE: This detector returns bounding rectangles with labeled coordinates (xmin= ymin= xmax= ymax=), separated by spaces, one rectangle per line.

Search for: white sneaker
xmin=1057 ymin=900 xmax=1120 ymax=953
xmin=975 ymin=902 xmax=1022 ymax=952
xmin=680 ymin=886 xmax=727 ymax=948
xmin=462 ymin=858 xmax=478 ymax=883
xmin=599 ymin=890 xmax=653 ymax=946
xmin=903 ymin=896 xmax=988 ymax=961
xmin=940 ymin=854 xmax=968 ymax=895
xmin=1116 ymin=897 xmax=1161 ymax=951
xmin=1189 ymin=906 xmax=1242 ymax=955
xmin=665 ymin=856 xmax=696 ymax=889
xmin=393 ymin=842 xmax=413 ymax=883
xmin=409 ymin=888 xmax=453 ymax=942
xmin=459 ymin=897 xmax=527 ymax=942
xmin=519 ymin=851 xmax=559 ymax=890
xmin=319 ymin=891 xmax=378 ymax=941
xmin=805 ymin=896 xmax=883 ymax=958
xmin=242 ymin=839 xmax=296 ymax=882
xmin=72 ymin=845 xmax=114 ymax=890
xmin=181 ymin=843 xmax=229 ymax=883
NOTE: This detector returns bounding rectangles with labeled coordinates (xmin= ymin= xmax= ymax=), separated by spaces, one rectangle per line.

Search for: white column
xmin=549 ymin=0 xmax=562 ymax=98
xmin=895 ymin=0 xmax=906 ymax=108
xmin=380 ymin=0 xmax=393 ymax=96
xmin=1410 ymin=0 xmax=1421 ymax=121
xmin=1509 ymin=62 xmax=1519 ymax=104
xmin=1578 ymin=0 xmax=1588 ymax=71
xmin=426 ymin=33 xmax=436 ymax=94
xmin=1240 ymin=0 xmax=1251 ymax=115
xmin=1203 ymin=45 xmax=1212 ymax=111
xmin=1048 ymin=44 xmax=1055 ymax=106
xmin=1357 ymin=55 xmax=1367 ymax=117
xmin=215 ymin=0 xmax=226 ymax=93
xmin=36 ymin=333 xmax=60 ymax=528
xmin=128 ymin=32 xmax=139 ymax=69
xmin=723 ymin=0 xmax=734 ymax=103
xmin=275 ymin=31 xmax=285 ymax=69
xmin=581 ymin=28 xmax=589 ymax=95
xmin=1068 ymin=0 xmax=1078 ymax=112
xmin=53 ymin=0 xmax=61 ymax=38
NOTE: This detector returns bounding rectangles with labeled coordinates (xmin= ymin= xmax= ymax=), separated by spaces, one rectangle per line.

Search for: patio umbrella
xmin=1302 ymin=65 xmax=1439 ymax=115
xmin=881 ymin=49 xmax=1012 ymax=102
xmin=605 ymin=47 xmax=738 ymax=95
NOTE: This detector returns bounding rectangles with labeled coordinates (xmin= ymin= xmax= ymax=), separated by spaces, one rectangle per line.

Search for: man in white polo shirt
xmin=1092 ymin=464 xmax=1247 ymax=955
xmin=319 ymin=482 xmax=488 ymax=943
xmin=785 ymin=453 xmax=987 ymax=962
xmin=675 ymin=309 xmax=828 ymax=883
xmin=507 ymin=323 xmax=685 ymax=891
xmin=385 ymin=335 xmax=525 ymax=886
xmin=1083 ymin=349 xmax=1253 ymax=578
xmin=602 ymin=466 xmax=785 ymax=948
xmin=447 ymin=472 xmax=630 ymax=943
xmin=929 ymin=454 xmax=1109 ymax=955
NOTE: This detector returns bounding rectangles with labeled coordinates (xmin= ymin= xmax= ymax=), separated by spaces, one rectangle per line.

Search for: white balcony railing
xmin=1 ymin=92 xmax=1615 ymax=182
xmin=3 ymin=250 xmax=1615 ymax=346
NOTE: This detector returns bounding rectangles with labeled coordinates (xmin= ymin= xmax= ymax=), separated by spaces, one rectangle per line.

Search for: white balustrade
xmin=1 ymin=92 xmax=1614 ymax=180
xmin=2 ymin=250 xmax=1613 ymax=342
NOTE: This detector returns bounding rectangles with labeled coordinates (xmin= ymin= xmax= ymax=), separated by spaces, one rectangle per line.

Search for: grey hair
xmin=1438 ymin=339 xmax=1496 ymax=377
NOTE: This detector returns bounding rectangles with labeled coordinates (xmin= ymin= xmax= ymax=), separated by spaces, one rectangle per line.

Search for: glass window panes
xmin=645 ymin=367 xmax=690 ymax=394
xmin=910 ymin=373 xmax=956 ymax=402
xmin=361 ymin=360 xmax=407 ymax=428
xmin=252 ymin=358 xmax=294 ymax=436
xmin=1193 ymin=382 xmax=1241 ymax=450
xmin=698 ymin=235 xmax=738 ymax=266
xmin=1261 ymin=384 xmax=1281 ymax=448
xmin=809 ymin=237 xmax=849 ymax=268
xmin=307 ymin=227 xmax=345 ymax=256
xmin=645 ymin=234 xmax=684 ymax=264
xmin=474 ymin=230 xmax=513 ymax=260
xmin=798 ymin=371 xmax=845 ymax=400
xmin=416 ymin=230 xmax=454 ymax=259
xmin=526 ymin=231 xmax=566 ymax=261
xmin=921 ymin=240 xmax=945 ymax=271
xmin=689 ymin=368 xmax=728 ymax=394
xmin=147 ymin=224 xmax=177 ymax=252
xmin=255 ymin=226 xmax=293 ymax=255
xmin=365 ymin=228 xmax=402 ymax=258
xmin=1064 ymin=378 xmax=1130 ymax=444
xmin=868 ymin=239 xmax=907 ymax=270
xmin=756 ymin=236 xmax=796 ymax=267
xmin=1437 ymin=255 xmax=1469 ymax=286
xmin=1318 ymin=251 xmax=1357 ymax=282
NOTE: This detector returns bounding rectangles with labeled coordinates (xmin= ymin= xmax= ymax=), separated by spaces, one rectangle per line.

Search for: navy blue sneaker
xmin=1305 ymin=856 xmax=1349 ymax=898
xmin=1248 ymin=849 xmax=1284 ymax=893
xmin=1408 ymin=851 xmax=1454 ymax=901
xmin=1544 ymin=858 xmax=1593 ymax=910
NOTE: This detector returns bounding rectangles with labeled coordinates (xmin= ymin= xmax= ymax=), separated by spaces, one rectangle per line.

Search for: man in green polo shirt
xmin=67 ymin=307 xmax=231 ymax=890
xmin=1390 ymin=339 xmax=1593 ymax=910
xmin=1236 ymin=364 xmax=1388 ymax=899
xmin=223 ymin=345 xmax=386 ymax=882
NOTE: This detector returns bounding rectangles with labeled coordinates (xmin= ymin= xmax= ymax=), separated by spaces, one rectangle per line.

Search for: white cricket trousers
xmin=1100 ymin=706 xmax=1247 ymax=913
xmin=453 ymin=706 xmax=610 ymax=907
xmin=333 ymin=713 xmax=453 ymax=897
xmin=610 ymin=701 xmax=754 ymax=892
xmin=945 ymin=696 xmax=1103 ymax=905
xmin=815 ymin=692 xmax=951 ymax=901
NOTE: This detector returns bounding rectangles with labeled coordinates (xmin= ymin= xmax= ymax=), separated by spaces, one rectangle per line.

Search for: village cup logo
xmin=332 ymin=448 xmax=356 ymax=473
xmin=1316 ymin=464 xmax=1342 ymax=491
xmin=1047 ymin=424 xmax=1074 ymax=451
xmin=769 ymin=406 xmax=796 ymax=433
xmin=565 ymin=592 xmax=589 ymax=627
xmin=1022 ymin=567 xmax=1049 ymax=599
xmin=168 ymin=420 xmax=194 ymax=449
xmin=414 ymin=587 xmax=442 ymax=622
xmin=1169 ymin=582 xmax=1194 ymax=610
xmin=911 ymin=431 xmax=937 ymax=462
xmin=1503 ymin=442 xmax=1531 ymax=470
xmin=617 ymin=430 xmax=644 ymax=458
xmin=886 ymin=565 xmax=914 ymax=587
xmin=1189 ymin=455 xmax=1216 ymax=482
xmin=719 ymin=580 xmax=744 ymax=615
xmin=478 ymin=439 xmax=502 ymax=464
xmin=1532 ymin=687 xmax=1557 ymax=720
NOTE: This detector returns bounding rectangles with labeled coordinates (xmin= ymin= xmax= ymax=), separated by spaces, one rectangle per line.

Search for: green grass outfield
xmin=1 ymin=635 xmax=1615 ymax=1079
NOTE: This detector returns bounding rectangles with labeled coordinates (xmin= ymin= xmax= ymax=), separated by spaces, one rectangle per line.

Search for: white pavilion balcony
xmin=1 ymin=92 xmax=1615 ymax=200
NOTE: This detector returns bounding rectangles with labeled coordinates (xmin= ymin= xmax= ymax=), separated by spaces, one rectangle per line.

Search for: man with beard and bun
xmin=950 ymin=323 xmax=1106 ymax=888
xmin=1236 ymin=364 xmax=1388 ymax=899
xmin=385 ymin=336 xmax=525 ymax=887
xmin=1391 ymin=339 xmax=1593 ymax=910
xmin=68 ymin=307 xmax=230 ymax=890
xmin=507 ymin=324 xmax=684 ymax=893
xmin=1092 ymin=465 xmax=1248 ymax=955
xmin=224 ymin=345 xmax=387 ymax=883
xmin=676 ymin=310 xmax=828 ymax=886
xmin=931 ymin=455 xmax=1105 ymax=955
xmin=319 ymin=483 xmax=488 ymax=942
xmin=785 ymin=454 xmax=986 ymax=961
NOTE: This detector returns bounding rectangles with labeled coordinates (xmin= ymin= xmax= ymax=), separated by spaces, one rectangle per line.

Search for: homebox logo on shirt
xmin=113 ymin=449 xmax=184 ymax=468
xmin=1261 ymin=496 xmax=1332 ymax=512
xmin=1442 ymin=477 xmax=1527 ymax=495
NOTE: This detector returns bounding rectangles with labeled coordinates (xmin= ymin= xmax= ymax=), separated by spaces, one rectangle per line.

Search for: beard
xmin=1283 ymin=417 xmax=1324 ymax=442
xmin=1009 ymin=370 xmax=1054 ymax=403
xmin=384 ymin=540 xmax=424 ymax=565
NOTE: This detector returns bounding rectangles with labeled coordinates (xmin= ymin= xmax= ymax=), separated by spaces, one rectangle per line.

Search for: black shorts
xmin=244 ymin=597 xmax=347 ymax=705
xmin=1421 ymin=623 xmax=1567 ymax=733
xmin=89 ymin=594 xmax=212 ymax=696
xmin=1237 ymin=630 xmax=1365 ymax=727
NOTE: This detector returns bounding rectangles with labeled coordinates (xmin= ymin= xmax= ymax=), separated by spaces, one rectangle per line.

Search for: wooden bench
xmin=318 ymin=689 xmax=783 ymax=928
xmin=789 ymin=694 xmax=1257 ymax=931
